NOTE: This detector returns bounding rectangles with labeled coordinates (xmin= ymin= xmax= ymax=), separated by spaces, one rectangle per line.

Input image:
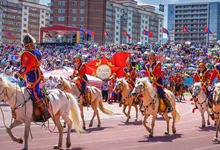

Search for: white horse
xmin=0 ymin=76 xmax=84 ymax=150
xmin=210 ymin=83 xmax=220 ymax=143
xmin=56 ymin=77 xmax=114 ymax=129
xmin=113 ymin=78 xmax=139 ymax=122
xmin=192 ymin=82 xmax=212 ymax=127
xmin=132 ymin=78 xmax=180 ymax=137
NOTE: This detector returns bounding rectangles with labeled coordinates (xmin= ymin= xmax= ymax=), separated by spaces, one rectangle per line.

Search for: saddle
xmin=28 ymin=88 xmax=51 ymax=122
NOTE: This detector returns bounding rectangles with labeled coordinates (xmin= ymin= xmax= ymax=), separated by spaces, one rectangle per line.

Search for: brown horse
xmin=210 ymin=83 xmax=220 ymax=143
xmin=56 ymin=77 xmax=114 ymax=129
xmin=175 ymin=84 xmax=186 ymax=102
xmin=132 ymin=78 xmax=180 ymax=137
xmin=113 ymin=78 xmax=139 ymax=122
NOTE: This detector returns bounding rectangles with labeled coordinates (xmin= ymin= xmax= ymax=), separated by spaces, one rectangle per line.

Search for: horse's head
xmin=213 ymin=83 xmax=220 ymax=104
xmin=192 ymin=82 xmax=201 ymax=98
xmin=55 ymin=77 xmax=70 ymax=92
xmin=0 ymin=77 xmax=6 ymax=102
xmin=113 ymin=78 xmax=124 ymax=92
xmin=132 ymin=78 xmax=145 ymax=97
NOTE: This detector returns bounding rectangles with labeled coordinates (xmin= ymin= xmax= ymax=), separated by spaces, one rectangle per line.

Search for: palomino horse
xmin=0 ymin=76 xmax=83 ymax=150
xmin=113 ymin=78 xmax=139 ymax=122
xmin=210 ymin=83 xmax=220 ymax=143
xmin=56 ymin=77 xmax=114 ymax=129
xmin=192 ymin=82 xmax=212 ymax=127
xmin=132 ymin=78 xmax=180 ymax=137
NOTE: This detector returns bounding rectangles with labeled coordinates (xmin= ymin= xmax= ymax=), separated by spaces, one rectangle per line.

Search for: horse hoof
xmin=53 ymin=145 xmax=61 ymax=149
xmin=66 ymin=142 xmax=71 ymax=148
xmin=83 ymin=126 xmax=86 ymax=130
xmin=135 ymin=119 xmax=138 ymax=122
xmin=164 ymin=131 xmax=169 ymax=135
xmin=207 ymin=122 xmax=210 ymax=126
xmin=149 ymin=134 xmax=153 ymax=138
xmin=126 ymin=119 xmax=129 ymax=123
xmin=212 ymin=137 xmax=218 ymax=143
xmin=21 ymin=147 xmax=27 ymax=150
xmin=97 ymin=124 xmax=100 ymax=128
xmin=173 ymin=130 xmax=176 ymax=134
xmin=89 ymin=124 xmax=92 ymax=127
xmin=202 ymin=124 xmax=205 ymax=128
xmin=17 ymin=138 xmax=23 ymax=144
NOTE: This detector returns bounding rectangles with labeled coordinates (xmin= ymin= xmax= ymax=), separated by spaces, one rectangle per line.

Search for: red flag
xmin=143 ymin=29 xmax=146 ymax=35
xmin=10 ymin=35 xmax=14 ymax=39
xmin=123 ymin=30 xmax=127 ymax=36
xmin=46 ymin=31 xmax=52 ymax=38
xmin=104 ymin=31 xmax=108 ymax=36
xmin=183 ymin=26 xmax=189 ymax=32
xmin=91 ymin=31 xmax=94 ymax=36
xmin=148 ymin=32 xmax=152 ymax=37
xmin=128 ymin=35 xmax=131 ymax=40
xmin=6 ymin=30 xmax=9 ymax=36
xmin=85 ymin=29 xmax=88 ymax=35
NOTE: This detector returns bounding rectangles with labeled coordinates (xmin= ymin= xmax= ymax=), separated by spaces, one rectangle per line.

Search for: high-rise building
xmin=0 ymin=0 xmax=3 ymax=42
xmin=50 ymin=0 xmax=164 ymax=45
xmin=168 ymin=2 xmax=220 ymax=44
xmin=1 ymin=0 xmax=50 ymax=43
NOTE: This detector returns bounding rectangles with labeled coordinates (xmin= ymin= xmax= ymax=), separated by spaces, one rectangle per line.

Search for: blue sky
xmin=40 ymin=0 xmax=220 ymax=28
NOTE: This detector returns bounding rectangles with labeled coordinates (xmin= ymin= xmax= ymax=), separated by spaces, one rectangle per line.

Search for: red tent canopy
xmin=40 ymin=25 xmax=80 ymax=43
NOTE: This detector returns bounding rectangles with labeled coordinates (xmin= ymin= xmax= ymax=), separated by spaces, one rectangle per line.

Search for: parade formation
xmin=1 ymin=0 xmax=220 ymax=150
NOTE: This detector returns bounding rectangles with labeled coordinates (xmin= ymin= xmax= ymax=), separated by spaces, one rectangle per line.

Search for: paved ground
xmin=0 ymin=97 xmax=220 ymax=150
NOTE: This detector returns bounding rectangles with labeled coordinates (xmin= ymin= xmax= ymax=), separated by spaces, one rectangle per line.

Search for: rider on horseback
xmin=14 ymin=34 xmax=50 ymax=121
xmin=70 ymin=55 xmax=89 ymax=106
xmin=174 ymin=72 xmax=184 ymax=92
xmin=123 ymin=57 xmax=136 ymax=90
xmin=193 ymin=61 xmax=212 ymax=100
xmin=210 ymin=62 xmax=220 ymax=86
xmin=145 ymin=52 xmax=172 ymax=112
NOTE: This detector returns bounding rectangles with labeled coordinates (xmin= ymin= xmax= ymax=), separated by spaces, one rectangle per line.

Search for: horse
xmin=175 ymin=84 xmax=186 ymax=102
xmin=192 ymin=82 xmax=212 ymax=127
xmin=56 ymin=77 xmax=114 ymax=129
xmin=131 ymin=78 xmax=180 ymax=137
xmin=113 ymin=78 xmax=139 ymax=122
xmin=210 ymin=83 xmax=220 ymax=143
xmin=0 ymin=76 xmax=84 ymax=150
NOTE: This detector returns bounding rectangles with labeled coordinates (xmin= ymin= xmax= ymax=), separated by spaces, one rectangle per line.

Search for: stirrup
xmin=167 ymin=107 xmax=173 ymax=113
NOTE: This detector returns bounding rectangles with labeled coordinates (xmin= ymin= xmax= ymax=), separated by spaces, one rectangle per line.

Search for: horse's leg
xmin=134 ymin=104 xmax=138 ymax=122
xmin=151 ymin=114 xmax=157 ymax=137
xmin=6 ymin=120 xmax=23 ymax=144
xmin=79 ymin=105 xmax=86 ymax=130
xmin=126 ymin=103 xmax=132 ymax=123
xmin=163 ymin=113 xmax=170 ymax=134
xmin=171 ymin=108 xmax=177 ymax=134
xmin=201 ymin=109 xmax=206 ymax=127
xmin=123 ymin=105 xmax=128 ymax=118
xmin=96 ymin=109 xmax=101 ymax=128
xmin=61 ymin=113 xmax=72 ymax=148
xmin=22 ymin=119 xmax=31 ymax=150
xmin=89 ymin=103 xmax=97 ymax=127
xmin=213 ymin=118 xmax=220 ymax=142
xmin=206 ymin=107 xmax=211 ymax=126
xmin=142 ymin=114 xmax=152 ymax=137
xmin=53 ymin=115 xmax=63 ymax=149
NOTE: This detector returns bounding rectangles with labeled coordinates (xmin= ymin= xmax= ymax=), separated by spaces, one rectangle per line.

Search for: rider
xmin=145 ymin=52 xmax=172 ymax=112
xmin=14 ymin=34 xmax=50 ymax=121
xmin=168 ymin=74 xmax=175 ymax=91
xmin=193 ymin=60 xmax=212 ymax=98
xmin=123 ymin=57 xmax=136 ymax=90
xmin=70 ymin=55 xmax=89 ymax=105
xmin=209 ymin=62 xmax=220 ymax=86
xmin=174 ymin=72 xmax=184 ymax=92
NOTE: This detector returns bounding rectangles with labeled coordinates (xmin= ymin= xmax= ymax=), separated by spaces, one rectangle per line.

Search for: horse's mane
xmin=138 ymin=77 xmax=156 ymax=99
xmin=215 ymin=82 xmax=220 ymax=88
xmin=120 ymin=78 xmax=129 ymax=90
xmin=62 ymin=78 xmax=73 ymax=90
xmin=0 ymin=77 xmax=22 ymax=92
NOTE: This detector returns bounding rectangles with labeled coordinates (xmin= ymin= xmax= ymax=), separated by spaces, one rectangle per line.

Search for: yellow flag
xmin=26 ymin=27 xmax=29 ymax=34
xmin=76 ymin=30 xmax=80 ymax=44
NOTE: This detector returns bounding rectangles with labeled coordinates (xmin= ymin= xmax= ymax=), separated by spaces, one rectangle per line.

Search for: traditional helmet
xmin=199 ymin=60 xmax=205 ymax=66
xmin=126 ymin=57 xmax=131 ymax=64
xmin=23 ymin=33 xmax=36 ymax=47
xmin=148 ymin=51 xmax=156 ymax=56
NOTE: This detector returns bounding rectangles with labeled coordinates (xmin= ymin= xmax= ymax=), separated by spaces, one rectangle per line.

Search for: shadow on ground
xmin=198 ymin=126 xmax=216 ymax=131
xmin=138 ymin=134 xmax=182 ymax=143
xmin=118 ymin=120 xmax=142 ymax=126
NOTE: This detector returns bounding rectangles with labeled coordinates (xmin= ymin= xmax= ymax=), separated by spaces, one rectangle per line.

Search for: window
xmin=72 ymin=17 xmax=77 ymax=21
xmin=24 ymin=24 xmax=26 ymax=27
xmin=80 ymin=17 xmax=84 ymax=22
xmin=58 ymin=17 xmax=64 ymax=21
xmin=80 ymin=9 xmax=84 ymax=14
xmin=80 ymin=1 xmax=85 ymax=7
xmin=72 ymin=9 xmax=77 ymax=14
xmin=24 ymin=12 xmax=27 ymax=15
xmin=24 ymin=18 xmax=27 ymax=21
xmin=50 ymin=10 xmax=53 ymax=14
xmin=58 ymin=1 xmax=65 ymax=6
xmin=24 ymin=6 xmax=27 ymax=9
xmin=73 ymin=1 xmax=77 ymax=6
xmin=41 ymin=21 xmax=44 ymax=24
xmin=58 ymin=9 xmax=65 ymax=14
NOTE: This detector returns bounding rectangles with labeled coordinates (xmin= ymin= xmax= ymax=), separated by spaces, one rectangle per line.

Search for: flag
xmin=128 ymin=35 xmax=131 ymax=40
xmin=143 ymin=29 xmax=152 ymax=37
xmin=104 ymin=31 xmax=108 ymax=36
xmin=205 ymin=27 xmax=212 ymax=34
xmin=91 ymin=31 xmax=94 ymax=36
xmin=46 ymin=31 xmax=52 ymax=38
xmin=11 ymin=35 xmax=14 ymax=39
xmin=124 ymin=30 xmax=127 ymax=36
xmin=162 ymin=27 xmax=169 ymax=34
xmin=6 ymin=30 xmax=9 ymax=36
xmin=85 ymin=29 xmax=88 ymax=35
xmin=76 ymin=30 xmax=80 ymax=44
xmin=183 ymin=26 xmax=189 ymax=32
xmin=26 ymin=27 xmax=29 ymax=34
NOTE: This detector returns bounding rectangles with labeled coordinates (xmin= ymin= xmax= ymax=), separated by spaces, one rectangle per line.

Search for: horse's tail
xmin=99 ymin=100 xmax=114 ymax=115
xmin=67 ymin=93 xmax=84 ymax=133
xmin=175 ymin=108 xmax=180 ymax=122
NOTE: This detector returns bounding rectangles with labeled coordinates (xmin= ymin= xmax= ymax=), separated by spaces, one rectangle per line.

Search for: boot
xmin=163 ymin=97 xmax=173 ymax=113
xmin=11 ymin=109 xmax=16 ymax=119
xmin=35 ymin=100 xmax=51 ymax=121
xmin=83 ymin=92 xmax=89 ymax=106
